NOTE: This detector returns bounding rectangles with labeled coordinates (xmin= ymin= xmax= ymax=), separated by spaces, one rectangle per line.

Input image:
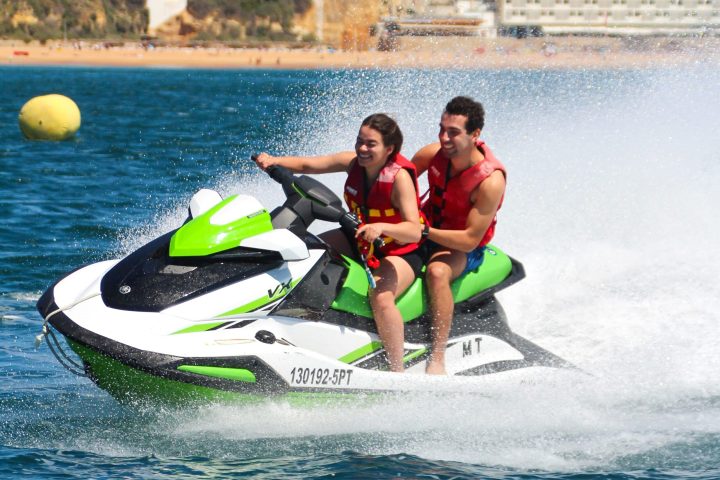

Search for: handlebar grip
xmin=252 ymin=155 xmax=295 ymax=186
xmin=267 ymin=166 xmax=294 ymax=186
xmin=339 ymin=212 xmax=361 ymax=231
xmin=339 ymin=213 xmax=385 ymax=250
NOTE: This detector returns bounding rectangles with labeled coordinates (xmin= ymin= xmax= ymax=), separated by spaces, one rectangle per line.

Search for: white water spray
xmin=110 ymin=65 xmax=720 ymax=470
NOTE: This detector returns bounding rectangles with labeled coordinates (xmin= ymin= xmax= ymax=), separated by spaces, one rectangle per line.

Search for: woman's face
xmin=355 ymin=126 xmax=393 ymax=168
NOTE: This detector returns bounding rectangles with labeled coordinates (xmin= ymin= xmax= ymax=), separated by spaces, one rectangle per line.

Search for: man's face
xmin=438 ymin=112 xmax=479 ymax=159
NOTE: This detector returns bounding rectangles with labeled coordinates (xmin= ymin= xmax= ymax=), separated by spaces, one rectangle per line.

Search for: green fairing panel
xmin=178 ymin=365 xmax=256 ymax=383
xmin=68 ymin=341 xmax=244 ymax=404
xmin=331 ymin=245 xmax=512 ymax=321
xmin=67 ymin=341 xmax=367 ymax=405
xmin=169 ymin=194 xmax=273 ymax=257
xmin=452 ymin=245 xmax=512 ymax=303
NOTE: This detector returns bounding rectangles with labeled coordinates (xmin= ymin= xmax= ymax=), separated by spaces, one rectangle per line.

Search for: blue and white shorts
xmin=462 ymin=246 xmax=486 ymax=275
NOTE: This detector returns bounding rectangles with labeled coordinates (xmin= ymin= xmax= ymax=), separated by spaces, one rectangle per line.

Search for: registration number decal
xmin=289 ymin=367 xmax=353 ymax=386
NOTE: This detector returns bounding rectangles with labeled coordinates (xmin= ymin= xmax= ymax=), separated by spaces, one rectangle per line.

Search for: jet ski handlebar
xmin=265 ymin=163 xmax=295 ymax=190
xmin=257 ymin=159 xmax=384 ymax=251
xmin=339 ymin=211 xmax=385 ymax=251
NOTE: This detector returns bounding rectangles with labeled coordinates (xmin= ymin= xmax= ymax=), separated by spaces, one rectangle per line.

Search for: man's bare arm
xmin=411 ymin=143 xmax=440 ymax=176
xmin=425 ymin=170 xmax=505 ymax=252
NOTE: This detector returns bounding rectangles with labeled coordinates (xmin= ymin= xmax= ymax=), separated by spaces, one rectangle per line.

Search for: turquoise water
xmin=2 ymin=64 xmax=720 ymax=478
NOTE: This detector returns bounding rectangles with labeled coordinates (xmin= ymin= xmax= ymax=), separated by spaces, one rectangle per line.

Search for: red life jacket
xmin=343 ymin=154 xmax=422 ymax=256
xmin=421 ymin=141 xmax=506 ymax=248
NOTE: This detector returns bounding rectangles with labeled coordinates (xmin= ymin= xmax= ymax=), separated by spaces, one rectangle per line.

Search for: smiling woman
xmin=253 ymin=113 xmax=425 ymax=371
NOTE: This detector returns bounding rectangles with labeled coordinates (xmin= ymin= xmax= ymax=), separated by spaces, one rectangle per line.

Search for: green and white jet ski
xmin=37 ymin=165 xmax=574 ymax=404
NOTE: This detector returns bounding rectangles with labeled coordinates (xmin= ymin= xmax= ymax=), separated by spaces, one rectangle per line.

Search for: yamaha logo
xmin=119 ymin=285 xmax=131 ymax=294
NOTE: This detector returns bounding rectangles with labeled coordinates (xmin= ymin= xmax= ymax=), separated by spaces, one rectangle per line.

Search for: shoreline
xmin=2 ymin=37 xmax=718 ymax=70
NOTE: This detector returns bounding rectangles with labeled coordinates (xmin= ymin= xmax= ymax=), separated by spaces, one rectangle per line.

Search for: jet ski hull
xmin=38 ymin=267 xmax=572 ymax=405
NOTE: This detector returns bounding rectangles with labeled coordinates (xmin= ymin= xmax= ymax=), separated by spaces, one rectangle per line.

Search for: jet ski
xmin=37 ymin=165 xmax=574 ymax=404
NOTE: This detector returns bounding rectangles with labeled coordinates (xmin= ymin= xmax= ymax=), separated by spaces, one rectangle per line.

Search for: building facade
xmin=498 ymin=0 xmax=720 ymax=34
xmin=381 ymin=0 xmax=497 ymax=39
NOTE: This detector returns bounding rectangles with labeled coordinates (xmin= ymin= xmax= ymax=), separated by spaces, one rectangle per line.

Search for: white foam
xmin=106 ymin=66 xmax=720 ymax=469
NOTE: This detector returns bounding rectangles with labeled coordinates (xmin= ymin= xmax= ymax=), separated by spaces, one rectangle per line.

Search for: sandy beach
xmin=2 ymin=37 xmax=718 ymax=70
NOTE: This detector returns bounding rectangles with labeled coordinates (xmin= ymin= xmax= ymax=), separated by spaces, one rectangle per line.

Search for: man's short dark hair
xmin=445 ymin=96 xmax=485 ymax=133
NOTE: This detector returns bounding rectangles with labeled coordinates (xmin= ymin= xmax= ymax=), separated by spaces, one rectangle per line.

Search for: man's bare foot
xmin=425 ymin=362 xmax=447 ymax=375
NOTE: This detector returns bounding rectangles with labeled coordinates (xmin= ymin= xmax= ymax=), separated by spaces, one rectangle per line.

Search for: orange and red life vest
xmin=421 ymin=141 xmax=506 ymax=248
xmin=343 ymin=154 xmax=423 ymax=257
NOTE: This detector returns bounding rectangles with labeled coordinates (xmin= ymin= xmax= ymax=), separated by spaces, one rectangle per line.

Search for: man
xmin=412 ymin=96 xmax=506 ymax=375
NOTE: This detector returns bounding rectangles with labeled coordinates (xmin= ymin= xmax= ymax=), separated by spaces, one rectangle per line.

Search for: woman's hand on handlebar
xmin=356 ymin=223 xmax=384 ymax=246
xmin=253 ymin=152 xmax=277 ymax=171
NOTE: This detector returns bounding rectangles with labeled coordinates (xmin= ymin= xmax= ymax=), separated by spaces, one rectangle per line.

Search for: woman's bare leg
xmin=370 ymin=256 xmax=417 ymax=372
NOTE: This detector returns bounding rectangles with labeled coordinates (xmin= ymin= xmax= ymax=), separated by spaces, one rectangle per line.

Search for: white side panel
xmin=405 ymin=334 xmax=525 ymax=375
xmin=61 ymin=296 xmax=191 ymax=350
xmin=141 ymin=315 xmax=372 ymax=359
xmin=256 ymin=347 xmax=549 ymax=393
xmin=52 ymin=260 xmax=119 ymax=309
xmin=241 ymin=315 xmax=375 ymax=361
xmin=161 ymin=249 xmax=324 ymax=319
xmin=240 ymin=229 xmax=309 ymax=261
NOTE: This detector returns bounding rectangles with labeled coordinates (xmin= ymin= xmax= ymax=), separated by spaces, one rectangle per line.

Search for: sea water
xmin=1 ymin=64 xmax=719 ymax=479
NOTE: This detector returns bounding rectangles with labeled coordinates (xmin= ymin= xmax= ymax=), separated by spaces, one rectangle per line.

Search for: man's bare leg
xmin=424 ymin=249 xmax=467 ymax=375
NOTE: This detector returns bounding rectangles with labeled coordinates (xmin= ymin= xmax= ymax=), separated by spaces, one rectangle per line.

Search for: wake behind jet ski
xmin=37 ymin=165 xmax=574 ymax=404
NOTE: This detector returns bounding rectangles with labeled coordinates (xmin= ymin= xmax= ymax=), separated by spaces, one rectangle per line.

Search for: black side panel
xmin=318 ymin=295 xmax=513 ymax=345
xmin=504 ymin=333 xmax=578 ymax=370
xmin=271 ymin=250 xmax=347 ymax=320
xmin=450 ymin=296 xmax=512 ymax=342
xmin=101 ymin=231 xmax=283 ymax=312
xmin=270 ymin=204 xmax=311 ymax=239
xmin=458 ymin=257 xmax=526 ymax=308
xmin=455 ymin=359 xmax=533 ymax=376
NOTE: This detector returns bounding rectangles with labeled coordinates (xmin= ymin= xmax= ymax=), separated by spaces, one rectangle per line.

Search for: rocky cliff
xmin=0 ymin=0 xmax=384 ymax=49
xmin=0 ymin=0 xmax=148 ymax=41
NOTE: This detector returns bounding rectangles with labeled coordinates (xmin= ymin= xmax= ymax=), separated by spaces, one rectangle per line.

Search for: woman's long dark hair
xmin=361 ymin=113 xmax=403 ymax=159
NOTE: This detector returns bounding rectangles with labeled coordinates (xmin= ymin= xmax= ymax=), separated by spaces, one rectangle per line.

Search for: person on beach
xmin=412 ymin=96 xmax=507 ymax=375
xmin=254 ymin=113 xmax=424 ymax=372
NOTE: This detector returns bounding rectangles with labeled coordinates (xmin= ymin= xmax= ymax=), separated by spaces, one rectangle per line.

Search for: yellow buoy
xmin=18 ymin=94 xmax=81 ymax=141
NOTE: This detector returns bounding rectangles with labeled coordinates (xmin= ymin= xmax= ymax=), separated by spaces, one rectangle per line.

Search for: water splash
xmin=83 ymin=65 xmax=720 ymax=472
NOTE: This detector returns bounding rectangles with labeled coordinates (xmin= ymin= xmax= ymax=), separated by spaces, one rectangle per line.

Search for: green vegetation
xmin=0 ymin=0 xmax=148 ymax=40
xmin=0 ymin=0 xmax=312 ymax=41
xmin=187 ymin=0 xmax=311 ymax=40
